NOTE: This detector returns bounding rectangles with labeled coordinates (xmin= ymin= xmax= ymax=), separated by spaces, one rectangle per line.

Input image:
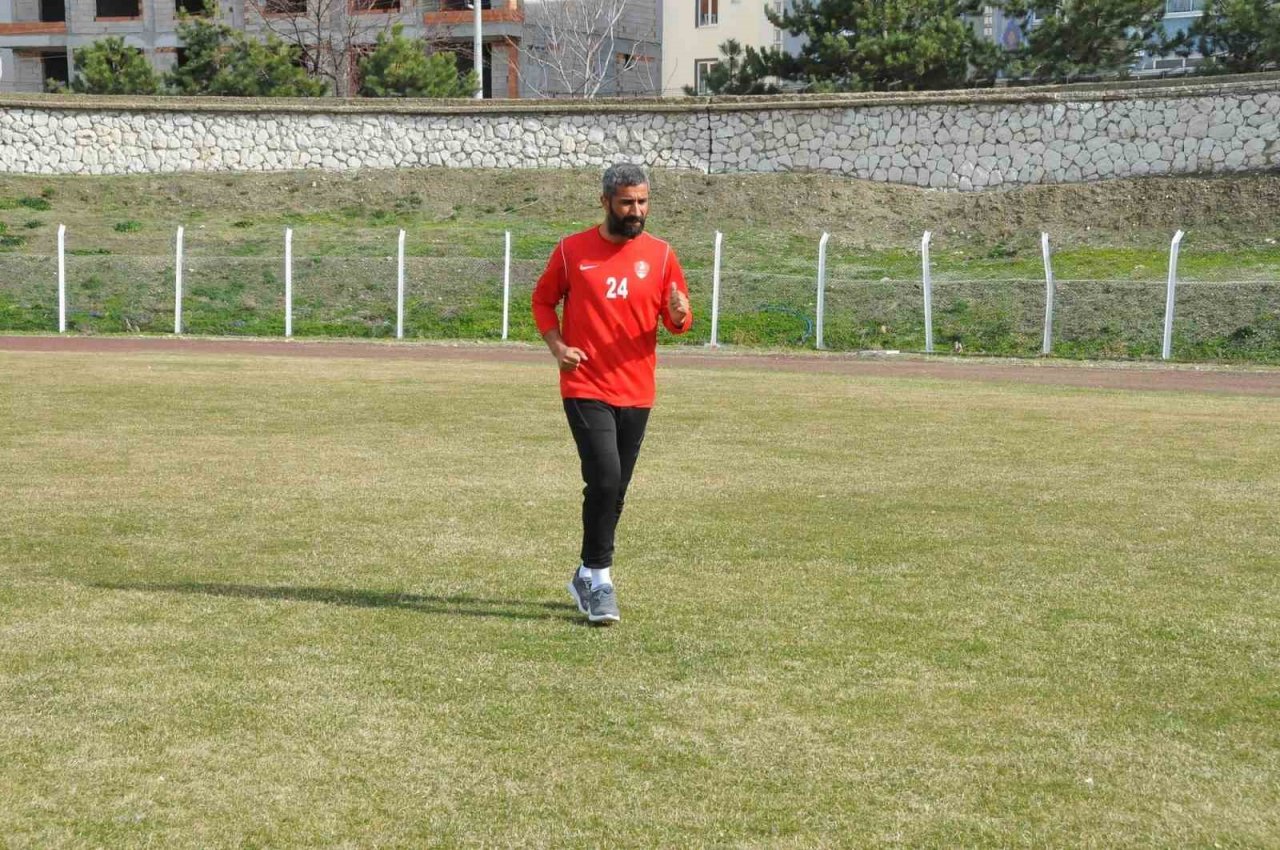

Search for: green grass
xmin=0 ymin=169 xmax=1277 ymax=360
xmin=1 ymin=348 xmax=1278 ymax=847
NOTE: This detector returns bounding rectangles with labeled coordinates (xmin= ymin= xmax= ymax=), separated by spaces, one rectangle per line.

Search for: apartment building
xmin=659 ymin=0 xmax=1210 ymax=98
xmin=661 ymin=0 xmax=797 ymax=95
xmin=1136 ymin=0 xmax=1207 ymax=75
xmin=0 ymin=0 xmax=662 ymax=97
xmin=977 ymin=0 xmax=1207 ymax=77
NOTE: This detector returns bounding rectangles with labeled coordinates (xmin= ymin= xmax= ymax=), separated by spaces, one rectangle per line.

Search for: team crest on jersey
xmin=634 ymin=260 xmax=650 ymax=279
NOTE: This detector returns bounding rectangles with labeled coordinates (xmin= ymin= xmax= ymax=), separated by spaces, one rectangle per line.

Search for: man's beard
xmin=606 ymin=208 xmax=645 ymax=239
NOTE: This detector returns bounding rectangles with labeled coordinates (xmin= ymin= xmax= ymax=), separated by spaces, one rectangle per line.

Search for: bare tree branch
xmin=243 ymin=0 xmax=455 ymax=95
xmin=518 ymin=0 xmax=658 ymax=98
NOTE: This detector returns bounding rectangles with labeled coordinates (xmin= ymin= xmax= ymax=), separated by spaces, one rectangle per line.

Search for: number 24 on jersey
xmin=605 ymin=276 xmax=629 ymax=300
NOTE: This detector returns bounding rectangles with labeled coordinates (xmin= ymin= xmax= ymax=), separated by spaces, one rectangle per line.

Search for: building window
xmin=351 ymin=0 xmax=399 ymax=11
xmin=97 ymin=0 xmax=141 ymax=17
xmin=1164 ymin=0 xmax=1205 ymax=13
xmin=697 ymin=0 xmax=717 ymax=26
xmin=176 ymin=0 xmax=207 ymax=14
xmin=42 ymin=51 xmax=69 ymax=87
xmin=615 ymin=52 xmax=655 ymax=95
xmin=694 ymin=58 xmax=715 ymax=94
xmin=41 ymin=0 xmax=66 ymax=22
xmin=440 ymin=0 xmax=491 ymax=9
xmin=263 ymin=0 xmax=307 ymax=13
xmin=454 ymin=44 xmax=490 ymax=97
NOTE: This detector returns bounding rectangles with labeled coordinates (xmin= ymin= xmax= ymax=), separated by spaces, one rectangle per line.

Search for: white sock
xmin=590 ymin=568 xmax=612 ymax=590
xmin=578 ymin=565 xmax=591 ymax=581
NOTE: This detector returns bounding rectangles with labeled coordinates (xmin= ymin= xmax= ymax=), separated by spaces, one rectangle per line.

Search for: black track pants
xmin=563 ymin=398 xmax=651 ymax=570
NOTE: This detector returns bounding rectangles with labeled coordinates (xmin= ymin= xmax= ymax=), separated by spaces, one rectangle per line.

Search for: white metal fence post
xmin=1041 ymin=232 xmax=1055 ymax=355
xmin=396 ymin=229 xmax=405 ymax=340
xmin=1162 ymin=229 xmax=1185 ymax=360
xmin=816 ymin=231 xmax=830 ymax=350
xmin=921 ymin=231 xmax=934 ymax=353
xmin=57 ymin=223 xmax=66 ymax=333
xmin=284 ymin=227 xmax=293 ymax=338
xmin=502 ymin=230 xmax=511 ymax=341
xmin=174 ymin=226 xmax=184 ymax=335
xmin=709 ymin=230 xmax=722 ymax=348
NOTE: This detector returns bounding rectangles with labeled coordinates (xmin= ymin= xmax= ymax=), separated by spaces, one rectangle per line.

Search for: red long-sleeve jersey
xmin=532 ymin=227 xmax=692 ymax=408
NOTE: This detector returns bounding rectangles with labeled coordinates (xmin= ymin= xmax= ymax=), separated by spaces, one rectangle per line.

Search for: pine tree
xmin=682 ymin=39 xmax=780 ymax=95
xmin=59 ymin=37 xmax=159 ymax=94
xmin=165 ymin=10 xmax=227 ymax=95
xmin=166 ymin=6 xmax=327 ymax=96
xmin=213 ymin=32 xmax=329 ymax=96
xmin=1002 ymin=0 xmax=1167 ymax=80
xmin=357 ymin=24 xmax=477 ymax=97
xmin=766 ymin=0 xmax=1003 ymax=91
xmin=1182 ymin=0 xmax=1280 ymax=73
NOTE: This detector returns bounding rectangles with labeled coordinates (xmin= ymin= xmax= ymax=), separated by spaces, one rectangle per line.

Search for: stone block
xmin=1209 ymin=122 xmax=1235 ymax=141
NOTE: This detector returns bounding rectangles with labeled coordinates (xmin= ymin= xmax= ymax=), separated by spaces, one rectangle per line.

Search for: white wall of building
xmin=661 ymin=0 xmax=780 ymax=95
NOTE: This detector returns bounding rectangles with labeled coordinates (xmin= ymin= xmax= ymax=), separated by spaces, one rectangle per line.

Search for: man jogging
xmin=531 ymin=163 xmax=693 ymax=625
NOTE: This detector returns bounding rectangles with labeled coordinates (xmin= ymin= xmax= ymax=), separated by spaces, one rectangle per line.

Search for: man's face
xmin=602 ymin=183 xmax=649 ymax=239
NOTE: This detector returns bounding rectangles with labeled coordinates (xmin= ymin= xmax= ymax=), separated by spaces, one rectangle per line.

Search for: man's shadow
xmin=90 ymin=580 xmax=586 ymax=624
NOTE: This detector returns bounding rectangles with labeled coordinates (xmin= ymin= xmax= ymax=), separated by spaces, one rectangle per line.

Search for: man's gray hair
xmin=602 ymin=163 xmax=649 ymax=198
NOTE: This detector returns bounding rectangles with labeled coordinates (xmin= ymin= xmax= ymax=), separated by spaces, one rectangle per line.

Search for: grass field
xmin=2 ymin=347 xmax=1279 ymax=847
xmin=1 ymin=169 xmax=1278 ymax=360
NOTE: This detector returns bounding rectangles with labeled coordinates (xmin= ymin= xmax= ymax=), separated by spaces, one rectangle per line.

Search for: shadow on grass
xmin=90 ymin=580 xmax=584 ymax=623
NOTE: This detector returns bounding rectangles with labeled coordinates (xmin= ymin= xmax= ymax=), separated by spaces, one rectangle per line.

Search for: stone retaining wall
xmin=0 ymin=75 xmax=1276 ymax=189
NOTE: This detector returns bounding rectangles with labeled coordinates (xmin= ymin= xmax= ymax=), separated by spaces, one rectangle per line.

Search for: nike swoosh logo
xmin=579 ymin=263 xmax=600 ymax=271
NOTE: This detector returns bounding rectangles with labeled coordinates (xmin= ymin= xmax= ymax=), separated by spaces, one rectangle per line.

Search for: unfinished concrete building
xmin=0 ymin=0 xmax=662 ymax=97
